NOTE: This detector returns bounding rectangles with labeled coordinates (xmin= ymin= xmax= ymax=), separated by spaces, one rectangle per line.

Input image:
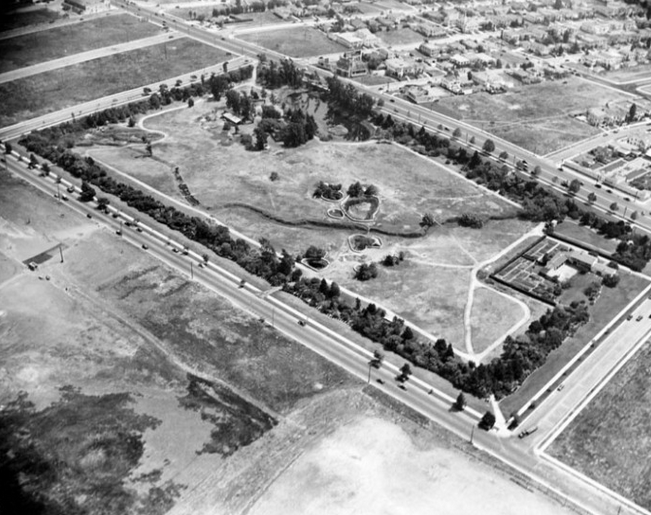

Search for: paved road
xmin=2 ymin=3 xmax=649 ymax=512
xmin=109 ymin=0 xmax=651 ymax=237
xmin=0 ymin=32 xmax=180 ymax=84
xmin=5 ymin=145 xmax=649 ymax=515
xmin=0 ymin=55 xmax=249 ymax=142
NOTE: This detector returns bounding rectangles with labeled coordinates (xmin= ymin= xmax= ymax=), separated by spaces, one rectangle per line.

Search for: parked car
xmin=142 ymin=244 xmax=149 ymax=250
xmin=518 ymin=426 xmax=538 ymax=439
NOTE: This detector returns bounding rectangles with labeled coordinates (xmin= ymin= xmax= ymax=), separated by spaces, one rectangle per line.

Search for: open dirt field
xmin=0 ymin=13 xmax=161 ymax=73
xmin=432 ymin=78 xmax=626 ymax=154
xmin=375 ymin=27 xmax=423 ymax=47
xmin=85 ymin=101 xmax=535 ymax=352
xmin=238 ymin=27 xmax=346 ymax=57
xmin=249 ymin=414 xmax=576 ymax=515
xmin=0 ymin=38 xmax=229 ymax=127
xmin=548 ymin=340 xmax=651 ymax=510
xmin=0 ymin=168 xmax=354 ymax=514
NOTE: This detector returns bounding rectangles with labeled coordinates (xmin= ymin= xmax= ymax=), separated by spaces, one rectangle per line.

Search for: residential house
xmin=419 ymin=42 xmax=440 ymax=57
xmin=450 ymin=53 xmax=471 ymax=67
xmin=333 ymin=32 xmax=363 ymax=48
xmin=336 ymin=53 xmax=367 ymax=77
xmin=404 ymin=85 xmax=431 ymax=104
xmin=385 ymin=57 xmax=418 ymax=78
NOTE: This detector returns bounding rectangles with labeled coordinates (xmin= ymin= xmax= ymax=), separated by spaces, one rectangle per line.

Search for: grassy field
xmin=238 ymin=27 xmax=346 ymax=57
xmin=0 ymin=167 xmax=357 ymax=514
xmin=553 ymin=220 xmax=619 ymax=254
xmin=0 ymin=38 xmax=229 ymax=127
xmin=431 ymin=78 xmax=626 ymax=154
xmin=469 ymin=286 xmax=525 ymax=353
xmin=0 ymin=14 xmax=161 ymax=73
xmin=500 ymin=270 xmax=648 ymax=416
xmin=375 ymin=27 xmax=423 ymax=47
xmin=82 ymin=100 xmax=534 ymax=354
xmin=0 ymin=6 xmax=61 ymax=32
xmin=548 ymin=340 xmax=651 ymax=510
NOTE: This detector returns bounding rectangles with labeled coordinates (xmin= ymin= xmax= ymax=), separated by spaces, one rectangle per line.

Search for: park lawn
xmin=354 ymin=74 xmax=396 ymax=86
xmin=83 ymin=99 xmax=533 ymax=354
xmin=0 ymin=7 xmax=60 ymax=32
xmin=0 ymin=14 xmax=161 ymax=73
xmin=548 ymin=339 xmax=651 ymax=511
xmin=432 ymin=78 xmax=625 ymax=154
xmin=553 ymin=219 xmax=619 ymax=254
xmin=499 ymin=270 xmax=648 ymax=416
xmin=469 ymin=287 xmax=525 ymax=354
xmin=375 ymin=27 xmax=423 ymax=47
xmin=238 ymin=27 xmax=346 ymax=57
xmin=0 ymin=38 xmax=229 ymax=127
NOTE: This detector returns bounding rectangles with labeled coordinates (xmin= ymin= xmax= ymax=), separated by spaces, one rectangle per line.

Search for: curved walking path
xmin=87 ymin=100 xmax=539 ymax=364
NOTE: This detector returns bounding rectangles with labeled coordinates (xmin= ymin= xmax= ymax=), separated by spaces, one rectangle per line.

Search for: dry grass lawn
xmin=238 ymin=27 xmax=346 ymax=57
xmin=0 ymin=13 xmax=161 ymax=73
xmin=432 ymin=78 xmax=627 ymax=154
xmin=469 ymin=286 xmax=525 ymax=354
xmin=548 ymin=340 xmax=651 ymax=510
xmin=85 ymin=101 xmax=534 ymax=352
xmin=0 ymin=38 xmax=229 ymax=127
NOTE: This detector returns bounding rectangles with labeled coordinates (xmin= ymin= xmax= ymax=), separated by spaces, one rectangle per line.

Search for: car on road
xmin=198 ymin=262 xmax=205 ymax=268
xmin=595 ymin=183 xmax=602 ymax=188
xmin=557 ymin=383 xmax=565 ymax=392
xmin=389 ymin=98 xmax=395 ymax=103
xmin=627 ymin=314 xmax=634 ymax=320
xmin=606 ymin=189 xmax=613 ymax=193
xmin=298 ymin=320 xmax=306 ymax=327
xmin=61 ymin=195 xmax=68 ymax=201
xmin=116 ymin=230 xmax=122 ymax=236
xmin=136 ymin=227 xmax=143 ymax=232
xmin=376 ymin=378 xmax=385 ymax=385
xmin=624 ymin=197 xmax=631 ymax=202
xmin=398 ymin=384 xmax=407 ymax=391
xmin=86 ymin=213 xmax=92 ymax=219
xmin=141 ymin=244 xmax=149 ymax=250
xmin=67 ymin=186 xmax=75 ymax=193
xmin=518 ymin=426 xmax=538 ymax=439
xmin=637 ymin=315 xmax=643 ymax=321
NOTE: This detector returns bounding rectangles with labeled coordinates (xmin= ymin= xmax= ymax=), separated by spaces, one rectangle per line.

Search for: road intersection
xmin=3 ymin=3 xmax=651 ymax=512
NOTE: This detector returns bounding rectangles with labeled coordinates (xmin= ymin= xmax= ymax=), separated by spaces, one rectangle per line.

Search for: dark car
xmin=376 ymin=378 xmax=385 ymax=385
xmin=142 ymin=244 xmax=149 ymax=250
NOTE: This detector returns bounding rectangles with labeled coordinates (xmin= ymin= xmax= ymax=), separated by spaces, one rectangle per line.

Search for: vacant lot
xmin=250 ymin=414 xmax=576 ymax=515
xmin=549 ymin=340 xmax=651 ymax=510
xmin=375 ymin=27 xmax=423 ymax=47
xmin=85 ymin=101 xmax=533 ymax=352
xmin=0 ymin=6 xmax=60 ymax=32
xmin=0 ymin=38 xmax=229 ymax=127
xmin=432 ymin=78 xmax=626 ymax=154
xmin=553 ymin=220 xmax=619 ymax=254
xmin=0 ymin=167 xmax=355 ymax=513
xmin=238 ymin=27 xmax=346 ymax=57
xmin=500 ymin=270 xmax=648 ymax=416
xmin=0 ymin=14 xmax=161 ymax=73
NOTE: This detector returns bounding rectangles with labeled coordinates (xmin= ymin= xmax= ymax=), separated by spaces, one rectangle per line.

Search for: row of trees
xmin=285 ymin=274 xmax=590 ymax=398
xmin=372 ymin=111 xmax=651 ymax=271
